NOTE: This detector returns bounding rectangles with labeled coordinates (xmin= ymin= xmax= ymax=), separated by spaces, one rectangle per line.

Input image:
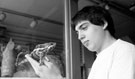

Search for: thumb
xmin=44 ymin=56 xmax=53 ymax=69
xmin=25 ymin=54 xmax=40 ymax=74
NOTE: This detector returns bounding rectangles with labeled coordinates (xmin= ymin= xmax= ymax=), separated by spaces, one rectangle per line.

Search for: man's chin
xmin=87 ymin=47 xmax=95 ymax=52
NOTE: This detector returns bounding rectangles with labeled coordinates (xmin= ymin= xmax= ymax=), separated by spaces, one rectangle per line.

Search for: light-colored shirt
xmin=88 ymin=39 xmax=135 ymax=79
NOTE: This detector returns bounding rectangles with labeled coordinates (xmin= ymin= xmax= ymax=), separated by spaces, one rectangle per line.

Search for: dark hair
xmin=72 ymin=6 xmax=115 ymax=37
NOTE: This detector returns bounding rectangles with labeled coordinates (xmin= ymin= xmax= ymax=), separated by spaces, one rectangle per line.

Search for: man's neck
xmin=97 ymin=32 xmax=116 ymax=53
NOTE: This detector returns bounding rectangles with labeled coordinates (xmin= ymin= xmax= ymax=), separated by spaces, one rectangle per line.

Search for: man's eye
xmin=81 ymin=25 xmax=88 ymax=30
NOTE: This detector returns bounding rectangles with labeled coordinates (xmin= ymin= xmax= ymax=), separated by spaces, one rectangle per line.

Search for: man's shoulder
xmin=116 ymin=39 xmax=135 ymax=48
xmin=114 ymin=39 xmax=135 ymax=56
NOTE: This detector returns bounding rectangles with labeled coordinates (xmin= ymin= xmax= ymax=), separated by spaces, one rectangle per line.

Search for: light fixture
xmin=0 ymin=11 xmax=6 ymax=22
xmin=104 ymin=4 xmax=110 ymax=10
xmin=99 ymin=3 xmax=110 ymax=10
xmin=129 ymin=2 xmax=135 ymax=12
xmin=30 ymin=19 xmax=38 ymax=28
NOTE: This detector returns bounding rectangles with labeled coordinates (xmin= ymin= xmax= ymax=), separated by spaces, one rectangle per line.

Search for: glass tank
xmin=0 ymin=0 xmax=65 ymax=79
xmin=0 ymin=0 xmax=85 ymax=79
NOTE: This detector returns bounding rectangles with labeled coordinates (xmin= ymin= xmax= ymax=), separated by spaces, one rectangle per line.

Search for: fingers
xmin=25 ymin=54 xmax=54 ymax=75
xmin=45 ymin=56 xmax=50 ymax=62
xmin=25 ymin=54 xmax=40 ymax=74
xmin=44 ymin=56 xmax=53 ymax=69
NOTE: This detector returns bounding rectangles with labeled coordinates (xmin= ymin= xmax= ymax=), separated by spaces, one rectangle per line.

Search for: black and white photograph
xmin=0 ymin=0 xmax=135 ymax=79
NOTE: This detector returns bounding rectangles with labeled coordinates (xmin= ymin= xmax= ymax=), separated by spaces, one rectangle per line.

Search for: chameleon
xmin=17 ymin=42 xmax=56 ymax=66
xmin=30 ymin=42 xmax=56 ymax=65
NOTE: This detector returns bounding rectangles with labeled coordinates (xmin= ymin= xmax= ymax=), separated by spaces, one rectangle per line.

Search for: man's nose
xmin=78 ymin=33 xmax=85 ymax=41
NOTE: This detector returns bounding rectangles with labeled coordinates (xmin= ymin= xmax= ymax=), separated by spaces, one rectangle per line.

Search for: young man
xmin=26 ymin=6 xmax=135 ymax=79
xmin=72 ymin=6 xmax=135 ymax=79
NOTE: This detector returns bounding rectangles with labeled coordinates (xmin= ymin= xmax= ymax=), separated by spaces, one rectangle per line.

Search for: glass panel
xmin=65 ymin=0 xmax=82 ymax=79
xmin=0 ymin=0 xmax=65 ymax=78
xmin=64 ymin=0 xmax=72 ymax=79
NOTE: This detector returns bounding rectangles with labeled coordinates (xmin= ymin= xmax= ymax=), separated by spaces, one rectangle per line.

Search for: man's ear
xmin=103 ymin=21 xmax=108 ymax=30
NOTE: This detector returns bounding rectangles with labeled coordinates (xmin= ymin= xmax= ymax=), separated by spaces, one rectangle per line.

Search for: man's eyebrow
xmin=79 ymin=23 xmax=88 ymax=29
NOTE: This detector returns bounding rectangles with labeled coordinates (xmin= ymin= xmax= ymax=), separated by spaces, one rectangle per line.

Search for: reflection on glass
xmin=0 ymin=0 xmax=65 ymax=78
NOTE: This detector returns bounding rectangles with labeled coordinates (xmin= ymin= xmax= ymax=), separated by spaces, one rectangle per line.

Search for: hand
xmin=25 ymin=54 xmax=64 ymax=79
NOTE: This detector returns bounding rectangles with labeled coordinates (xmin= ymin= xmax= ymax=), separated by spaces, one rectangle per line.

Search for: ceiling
xmin=0 ymin=0 xmax=135 ymax=44
xmin=0 ymin=0 xmax=64 ymax=40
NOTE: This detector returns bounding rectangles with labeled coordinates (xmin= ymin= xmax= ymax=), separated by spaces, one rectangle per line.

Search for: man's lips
xmin=83 ymin=40 xmax=89 ymax=47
